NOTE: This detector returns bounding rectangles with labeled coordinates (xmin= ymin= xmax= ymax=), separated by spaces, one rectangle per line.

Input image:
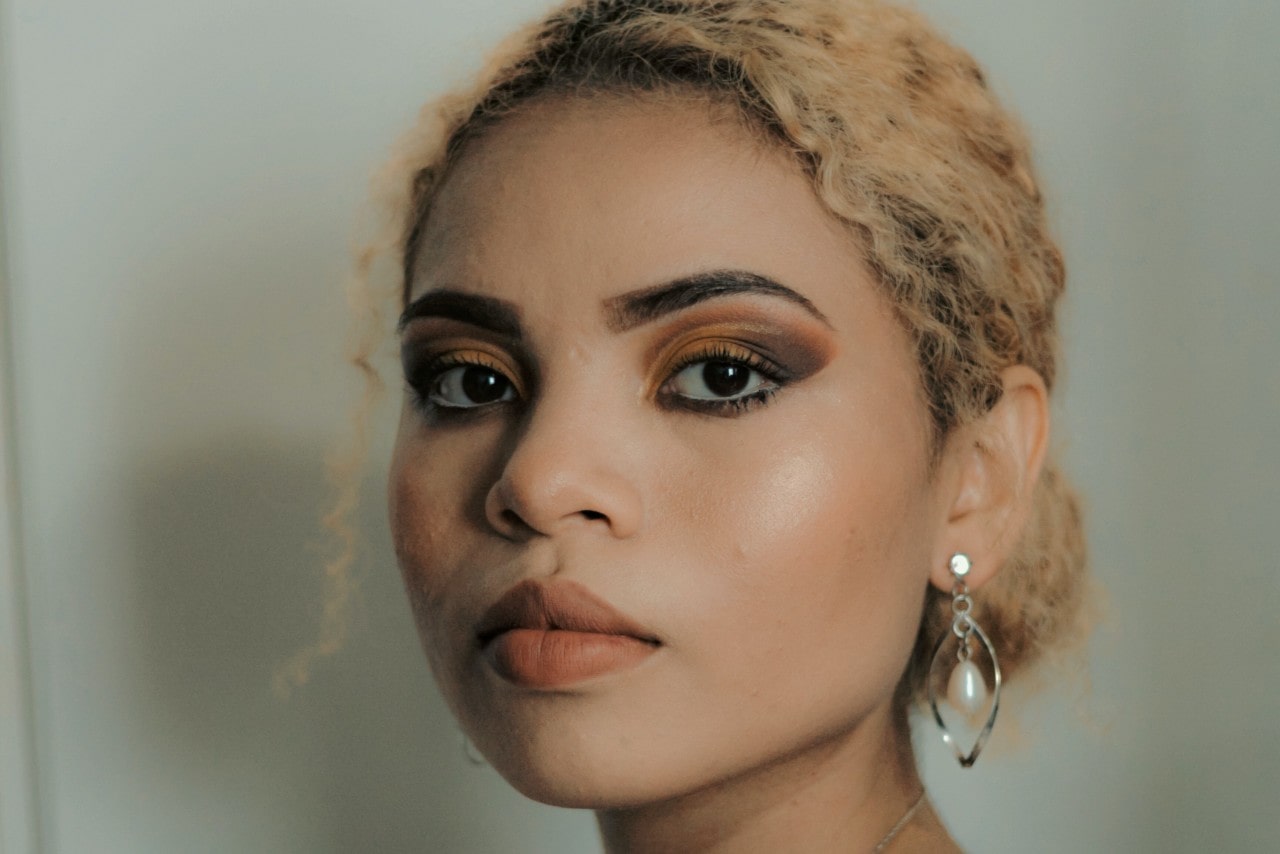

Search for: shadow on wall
xmin=120 ymin=437 xmax=529 ymax=852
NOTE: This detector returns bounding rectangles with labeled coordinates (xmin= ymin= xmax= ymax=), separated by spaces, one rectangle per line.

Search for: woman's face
xmin=390 ymin=96 xmax=952 ymax=807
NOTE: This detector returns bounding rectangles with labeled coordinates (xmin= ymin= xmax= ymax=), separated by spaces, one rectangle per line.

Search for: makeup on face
xmin=477 ymin=578 xmax=661 ymax=690
xmin=388 ymin=96 xmax=941 ymax=810
xmin=398 ymin=268 xmax=837 ymax=424
xmin=397 ymin=274 xmax=840 ymax=692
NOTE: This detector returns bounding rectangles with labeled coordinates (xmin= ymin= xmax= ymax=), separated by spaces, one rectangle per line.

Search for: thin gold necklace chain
xmin=871 ymin=790 xmax=927 ymax=853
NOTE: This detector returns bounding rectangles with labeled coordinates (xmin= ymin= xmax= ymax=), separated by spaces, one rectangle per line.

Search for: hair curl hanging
xmin=292 ymin=0 xmax=1091 ymax=714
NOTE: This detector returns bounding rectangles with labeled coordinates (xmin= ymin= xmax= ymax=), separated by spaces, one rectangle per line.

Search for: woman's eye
xmin=667 ymin=359 xmax=777 ymax=402
xmin=427 ymin=364 xmax=517 ymax=409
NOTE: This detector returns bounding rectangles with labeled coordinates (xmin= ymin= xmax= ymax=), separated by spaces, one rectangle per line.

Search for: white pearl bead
xmin=948 ymin=660 xmax=987 ymax=715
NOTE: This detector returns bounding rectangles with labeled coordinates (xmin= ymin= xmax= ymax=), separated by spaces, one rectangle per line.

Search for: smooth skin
xmin=389 ymin=95 xmax=1048 ymax=853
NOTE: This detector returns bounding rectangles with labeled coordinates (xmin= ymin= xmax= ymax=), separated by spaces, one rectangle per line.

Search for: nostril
xmin=500 ymin=509 xmax=525 ymax=529
xmin=581 ymin=510 xmax=606 ymax=521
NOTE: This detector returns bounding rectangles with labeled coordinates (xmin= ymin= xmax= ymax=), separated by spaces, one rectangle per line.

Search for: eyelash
xmin=659 ymin=343 xmax=788 ymax=416
xmin=403 ymin=342 xmax=790 ymax=419
xmin=404 ymin=351 xmax=510 ymax=416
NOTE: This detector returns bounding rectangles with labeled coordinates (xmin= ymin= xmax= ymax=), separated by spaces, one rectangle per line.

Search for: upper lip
xmin=476 ymin=579 xmax=659 ymax=646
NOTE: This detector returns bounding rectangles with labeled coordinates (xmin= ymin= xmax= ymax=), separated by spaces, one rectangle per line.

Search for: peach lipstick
xmin=477 ymin=579 xmax=659 ymax=689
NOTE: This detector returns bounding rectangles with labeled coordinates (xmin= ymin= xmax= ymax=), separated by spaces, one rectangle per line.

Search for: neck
xmin=595 ymin=705 xmax=946 ymax=854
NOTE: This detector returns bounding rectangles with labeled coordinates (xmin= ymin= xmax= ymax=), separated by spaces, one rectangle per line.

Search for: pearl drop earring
xmin=927 ymin=553 xmax=1002 ymax=767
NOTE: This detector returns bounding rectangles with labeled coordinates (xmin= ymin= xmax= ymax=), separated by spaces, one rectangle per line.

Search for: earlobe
xmin=931 ymin=365 xmax=1050 ymax=592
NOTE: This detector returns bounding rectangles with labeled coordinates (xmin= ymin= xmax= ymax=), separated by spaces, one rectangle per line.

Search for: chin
xmin=467 ymin=709 xmax=717 ymax=811
xmin=503 ymin=773 xmax=635 ymax=811
xmin=487 ymin=745 xmax=677 ymax=811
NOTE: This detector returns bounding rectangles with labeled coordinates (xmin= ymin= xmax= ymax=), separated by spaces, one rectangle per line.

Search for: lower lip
xmin=485 ymin=628 xmax=657 ymax=689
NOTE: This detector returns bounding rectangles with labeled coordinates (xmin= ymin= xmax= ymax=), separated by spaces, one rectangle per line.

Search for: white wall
xmin=1 ymin=1 xmax=1275 ymax=852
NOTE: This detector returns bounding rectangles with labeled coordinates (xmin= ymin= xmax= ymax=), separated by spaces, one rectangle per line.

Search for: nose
xmin=484 ymin=386 xmax=645 ymax=541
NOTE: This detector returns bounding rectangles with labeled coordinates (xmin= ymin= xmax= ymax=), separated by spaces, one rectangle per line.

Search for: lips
xmin=477 ymin=579 xmax=659 ymax=689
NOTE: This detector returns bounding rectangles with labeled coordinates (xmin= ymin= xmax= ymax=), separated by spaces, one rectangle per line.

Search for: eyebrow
xmin=602 ymin=269 xmax=832 ymax=332
xmin=398 ymin=269 xmax=831 ymax=337
xmin=397 ymin=289 xmax=523 ymax=337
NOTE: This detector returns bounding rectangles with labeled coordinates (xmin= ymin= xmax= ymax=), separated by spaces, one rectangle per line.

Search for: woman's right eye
xmin=421 ymin=363 xmax=517 ymax=410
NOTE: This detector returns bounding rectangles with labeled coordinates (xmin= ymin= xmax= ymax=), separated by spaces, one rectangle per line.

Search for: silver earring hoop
xmin=927 ymin=553 xmax=1002 ymax=768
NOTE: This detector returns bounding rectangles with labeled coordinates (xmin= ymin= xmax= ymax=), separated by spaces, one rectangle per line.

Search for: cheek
xmin=388 ymin=414 xmax=497 ymax=587
xmin=388 ymin=440 xmax=449 ymax=589
xmin=663 ymin=404 xmax=936 ymax=718
xmin=387 ymin=427 xmax=485 ymax=665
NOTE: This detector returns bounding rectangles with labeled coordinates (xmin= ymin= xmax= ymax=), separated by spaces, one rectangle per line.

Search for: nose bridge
xmin=487 ymin=351 xmax=644 ymax=538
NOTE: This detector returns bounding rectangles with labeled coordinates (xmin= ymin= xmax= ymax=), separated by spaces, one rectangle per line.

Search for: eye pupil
xmin=461 ymin=366 xmax=509 ymax=403
xmin=702 ymin=361 xmax=750 ymax=397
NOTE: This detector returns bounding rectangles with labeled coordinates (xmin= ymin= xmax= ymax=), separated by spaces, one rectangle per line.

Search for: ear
xmin=929 ymin=366 xmax=1050 ymax=592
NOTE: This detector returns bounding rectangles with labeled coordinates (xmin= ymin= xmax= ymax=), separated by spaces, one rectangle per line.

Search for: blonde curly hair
xmin=290 ymin=0 xmax=1090 ymax=712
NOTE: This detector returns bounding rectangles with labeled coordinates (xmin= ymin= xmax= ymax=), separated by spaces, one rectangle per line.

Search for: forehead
xmin=410 ymin=95 xmax=869 ymax=323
